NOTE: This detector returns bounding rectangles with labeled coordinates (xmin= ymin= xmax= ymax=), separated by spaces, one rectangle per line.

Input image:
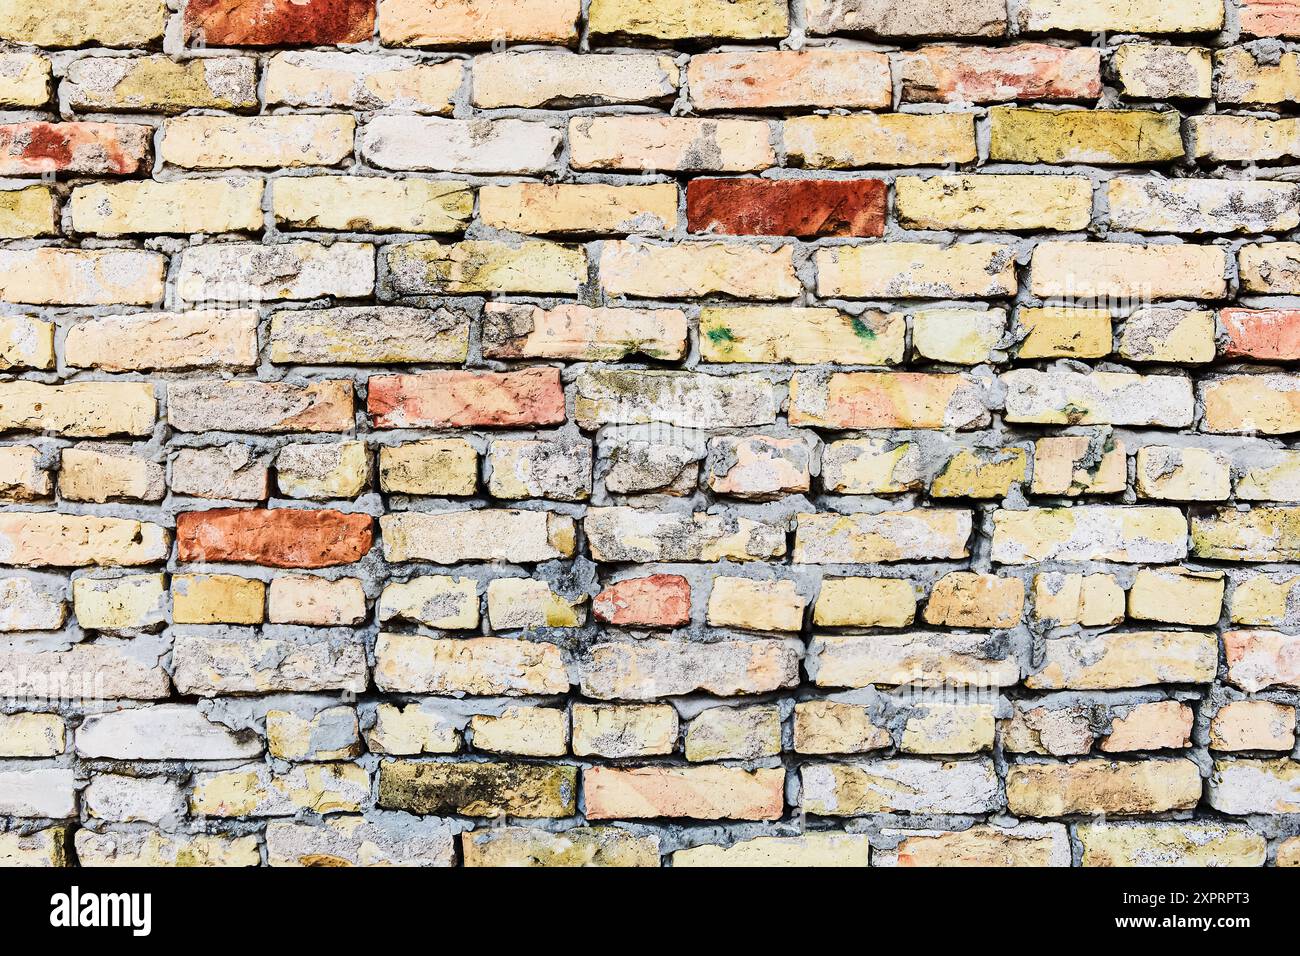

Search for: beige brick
xmin=1016 ymin=307 xmax=1112 ymax=360
xmin=0 ymin=248 xmax=164 ymax=306
xmin=377 ymin=440 xmax=477 ymax=497
xmin=172 ymin=574 xmax=265 ymax=625
xmin=795 ymin=509 xmax=974 ymax=563
xmin=1002 ymin=369 xmax=1194 ymax=426
xmin=1018 ymin=0 xmax=1223 ymax=32
xmin=785 ymin=113 xmax=977 ymax=168
xmin=684 ymin=706 xmax=781 ymax=762
xmin=0 ymin=713 xmax=65 ymax=757
xmin=177 ymin=242 xmax=374 ymax=303
xmin=1007 ymin=759 xmax=1202 ymax=817
xmin=276 ymin=441 xmax=370 ymax=499
xmin=820 ymin=438 xmax=926 ymax=495
xmin=161 ymin=115 xmax=353 ymax=169
xmin=1128 ymin=567 xmax=1224 ymax=625
xmin=77 ymin=831 xmax=258 ymax=868
xmin=1109 ymin=177 xmax=1300 ymax=234
xmin=585 ymin=766 xmax=784 ymax=820
xmin=1031 ymin=571 xmax=1125 ymax=626
xmin=470 ymin=707 xmax=567 ymax=757
xmin=270 ymin=306 xmax=469 ymax=366
xmin=817 ymin=242 xmax=1015 ymax=299
xmin=168 ymin=380 xmax=354 ymax=434
xmin=700 ymin=307 xmax=903 ymax=365
xmin=58 ymin=447 xmax=164 ymax=503
xmin=789 ymin=371 xmax=990 ymax=430
xmin=876 ymin=825 xmax=1070 ymax=867
xmin=381 ymin=510 xmax=576 ymax=564
xmin=63 ymin=55 xmax=257 ymax=113
xmin=1229 ymin=574 xmax=1300 ymax=626
xmin=588 ymin=0 xmax=786 ymax=40
xmin=0 ymin=513 xmax=168 ymax=568
xmin=487 ymin=577 xmax=584 ymax=629
xmin=1003 ymin=702 xmax=1094 ymax=756
xmin=483 ymin=303 xmax=687 ymax=362
xmin=674 ymin=833 xmax=871 ymax=868
xmin=600 ymin=240 xmax=797 ymax=300
xmin=272 ymin=176 xmax=471 ymax=233
xmin=65 ymin=310 xmax=258 ymax=371
xmin=1189 ymin=115 xmax=1300 ymax=162
xmin=1030 ymin=436 xmax=1127 ymax=496
xmin=374 ymin=633 xmax=567 ymax=696
xmin=572 ymin=704 xmax=677 ymax=758
xmin=688 ymin=49 xmax=891 ymax=111
xmin=0 ymin=827 xmax=68 ymax=866
xmin=807 ymin=632 xmax=1020 ymax=689
xmin=813 ymin=578 xmax=916 ymax=628
xmin=1234 ymin=452 xmax=1300 ymax=502
xmin=378 ymin=575 xmax=479 ymax=630
xmin=265 ymin=51 xmax=462 ymax=112
xmin=3 ymin=641 xmax=170 ymax=700
xmin=576 ymin=371 xmax=778 ymax=431
xmin=897 ymin=175 xmax=1091 ymax=231
xmin=1078 ymin=822 xmax=1265 ymax=867
xmin=0 ymin=0 xmax=165 ymax=46
xmin=480 ymin=183 xmax=676 ymax=236
xmin=0 ymin=185 xmax=57 ymax=238
xmin=900 ymin=703 xmax=996 ymax=755
xmin=0 ymin=315 xmax=54 ymax=369
xmin=1119 ymin=307 xmax=1216 ymax=362
xmin=268 ymin=576 xmax=365 ymax=627
xmin=472 ymin=51 xmax=677 ymax=108
xmin=366 ymin=703 xmax=460 ymax=756
xmin=1027 ymin=631 xmax=1217 ymax=689
xmin=1201 ymin=374 xmax=1300 ymax=434
xmin=1210 ymin=701 xmax=1296 ymax=752
xmin=192 ymin=762 xmax=368 ymax=818
xmin=172 ymin=631 xmax=367 ymax=696
xmin=0 ymin=446 xmax=51 ymax=502
xmin=1218 ymin=46 xmax=1300 ymax=105
xmin=1208 ymin=758 xmax=1300 ymax=814
xmin=1030 ymin=241 xmax=1227 ymax=299
xmin=570 ymin=116 xmax=775 ymax=172
xmin=911 ymin=308 xmax=1007 ymax=365
xmin=806 ymin=0 xmax=1007 ymax=36
xmin=1113 ymin=43 xmax=1212 ymax=99
xmin=171 ymin=446 xmax=269 ymax=501
xmin=1100 ymin=701 xmax=1194 ymax=752
xmin=0 ymin=381 xmax=155 ymax=437
xmin=267 ymin=816 xmax=454 ymax=867
xmin=267 ymin=706 xmax=361 ymax=762
xmin=1240 ymin=242 xmax=1300 ymax=294
xmin=386 ymin=239 xmax=583 ymax=296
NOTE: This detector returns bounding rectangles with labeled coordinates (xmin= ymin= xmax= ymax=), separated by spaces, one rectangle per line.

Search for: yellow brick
xmin=1078 ymin=822 xmax=1265 ymax=867
xmin=479 ymin=183 xmax=677 ymax=235
xmin=1006 ymin=759 xmax=1202 ymax=817
xmin=571 ymin=704 xmax=677 ymax=758
xmin=785 ymin=113 xmax=977 ymax=168
xmin=378 ymin=575 xmax=479 ymax=630
xmin=0 ymin=315 xmax=54 ymax=370
xmin=1201 ymin=374 xmax=1300 ymax=434
xmin=1028 ymin=631 xmax=1217 ymax=689
xmin=63 ymin=55 xmax=258 ymax=113
xmin=1016 ymin=307 xmax=1112 ymax=359
xmin=387 ymin=240 xmax=585 ymax=296
xmin=700 ymin=307 xmax=903 ymax=365
xmin=673 ymin=833 xmax=870 ymax=867
xmin=0 ymin=0 xmax=165 ymax=46
xmin=0 ymin=713 xmax=65 ymax=757
xmin=1030 ymin=436 xmax=1127 ymax=496
xmin=684 ymin=705 xmax=781 ymax=761
xmin=0 ymin=382 xmax=157 ymax=437
xmin=172 ymin=574 xmax=265 ymax=625
xmin=924 ymin=572 xmax=1024 ymax=628
xmin=993 ymin=506 xmax=1188 ymax=564
xmin=73 ymin=574 xmax=166 ymax=631
xmin=821 ymin=438 xmax=925 ymax=494
xmin=0 ymin=52 xmax=50 ymax=107
xmin=1118 ymin=307 xmax=1216 ymax=362
xmin=814 ymin=578 xmax=916 ymax=628
xmin=272 ymin=176 xmax=472 ymax=233
xmin=1018 ymin=0 xmax=1223 ymax=32
xmin=588 ymin=0 xmax=787 ymax=39
xmin=910 ymin=308 xmax=1007 ymax=364
xmin=470 ymin=707 xmax=568 ymax=757
xmin=1135 ymin=445 xmax=1231 ymax=500
xmin=0 ymin=185 xmax=56 ymax=238
xmin=793 ymin=701 xmax=891 ymax=754
xmin=901 ymin=704 xmax=996 ymax=754
xmin=600 ymin=241 xmax=798 ymax=300
xmin=58 ymin=447 xmax=164 ymax=502
xmin=707 ymin=577 xmax=806 ymax=632
xmin=1031 ymin=241 xmax=1227 ymax=299
xmin=0 ymin=249 xmax=164 ymax=306
xmin=487 ymin=578 xmax=585 ymax=629
xmin=989 ymin=107 xmax=1183 ymax=164
xmin=930 ymin=448 xmax=1027 ymax=499
xmin=816 ymin=243 xmax=1016 ymax=298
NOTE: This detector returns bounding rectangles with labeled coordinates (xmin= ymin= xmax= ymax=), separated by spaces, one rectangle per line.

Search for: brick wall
xmin=1 ymin=0 xmax=1298 ymax=867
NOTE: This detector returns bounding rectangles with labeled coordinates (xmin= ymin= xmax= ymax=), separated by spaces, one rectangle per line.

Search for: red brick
xmin=1241 ymin=0 xmax=1300 ymax=37
xmin=593 ymin=574 xmax=691 ymax=627
xmin=686 ymin=178 xmax=886 ymax=238
xmin=0 ymin=123 xmax=151 ymax=176
xmin=1221 ymin=308 xmax=1300 ymax=360
xmin=185 ymin=0 xmax=375 ymax=46
xmin=368 ymin=368 xmax=565 ymax=429
xmin=898 ymin=44 xmax=1101 ymax=104
xmin=176 ymin=508 xmax=374 ymax=569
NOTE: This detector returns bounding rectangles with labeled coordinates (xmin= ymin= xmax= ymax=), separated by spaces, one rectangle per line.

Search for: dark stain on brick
xmin=687 ymin=177 xmax=888 ymax=237
xmin=184 ymin=0 xmax=376 ymax=46
xmin=377 ymin=760 xmax=577 ymax=818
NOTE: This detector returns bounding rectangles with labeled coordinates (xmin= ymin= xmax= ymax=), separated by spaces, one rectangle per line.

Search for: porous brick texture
xmin=1 ymin=0 xmax=1299 ymax=869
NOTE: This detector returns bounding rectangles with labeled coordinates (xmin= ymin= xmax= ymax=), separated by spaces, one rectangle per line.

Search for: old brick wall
xmin=1 ymin=0 xmax=1299 ymax=867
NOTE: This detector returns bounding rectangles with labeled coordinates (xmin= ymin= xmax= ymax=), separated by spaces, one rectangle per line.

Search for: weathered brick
xmin=0 ymin=827 xmax=68 ymax=867
xmin=192 ymin=762 xmax=368 ymax=817
xmin=794 ymin=701 xmax=892 ymax=754
xmin=1210 ymin=700 xmax=1296 ymax=752
xmin=802 ymin=759 xmax=1000 ymax=815
xmin=169 ymin=380 xmax=354 ymax=434
xmin=589 ymin=0 xmax=786 ymax=40
xmin=365 ymin=703 xmax=460 ymax=755
xmin=172 ymin=630 xmax=368 ymax=695
xmin=269 ymin=575 xmax=366 ymax=626
xmin=572 ymin=704 xmax=677 ymax=758
xmin=785 ymin=113 xmax=977 ymax=168
xmin=1 ymin=640 xmax=170 ymax=700
xmin=1240 ymin=242 xmax=1300 ymax=294
xmin=790 ymin=371 xmax=989 ymax=430
xmin=487 ymin=436 xmax=591 ymax=502
xmin=71 ymin=178 xmax=262 ymax=237
xmin=675 ymin=833 xmax=871 ymax=867
xmin=600 ymin=240 xmax=798 ymax=300
xmin=379 ymin=760 xmax=576 ymax=818
xmin=378 ymin=575 xmax=477 ymax=629
xmin=59 ymin=447 xmax=165 ymax=503
xmin=268 ymin=816 xmax=454 ymax=867
xmin=593 ymin=575 xmax=691 ymax=628
xmin=0 ymin=577 xmax=65 ymax=630
xmin=266 ymin=52 xmax=462 ymax=112
xmin=171 ymin=446 xmax=269 ymax=501
xmin=1128 ymin=567 xmax=1224 ymax=624
xmin=912 ymin=308 xmax=1008 ymax=365
xmin=185 ymin=0 xmax=374 ymax=45
xmin=924 ymin=572 xmax=1023 ymax=628
xmin=820 ymin=438 xmax=926 ymax=494
xmin=688 ymin=49 xmax=890 ymax=111
xmin=0 ymin=184 xmax=56 ymax=237
xmin=817 ymin=242 xmax=1015 ymax=299
xmin=1113 ymin=43 xmax=1212 ymax=99
xmin=361 ymin=117 xmax=561 ymax=174
xmin=576 ymin=370 xmax=778 ymax=430
xmin=0 ymin=121 xmax=151 ymax=175
xmin=0 ymin=446 xmax=51 ymax=501
xmin=1002 ymin=369 xmax=1194 ymax=426
xmin=688 ymin=178 xmax=886 ymax=238
xmin=876 ymin=825 xmax=1070 ymax=867
xmin=930 ymin=447 xmax=1028 ymax=498
xmin=1109 ymin=177 xmax=1300 ymax=234
xmin=794 ymin=509 xmax=973 ymax=563
xmin=1241 ymin=0 xmax=1300 ymax=36
xmin=1221 ymin=308 xmax=1300 ymax=360
xmin=386 ymin=239 xmax=584 ymax=296
xmin=899 ymin=44 xmax=1099 ymax=103
xmin=581 ymin=639 xmax=799 ymax=699
xmin=74 ymin=574 xmax=165 ymax=631
xmin=270 ymin=306 xmax=468 ymax=366
xmin=1201 ymin=374 xmax=1300 ymax=434
xmin=481 ymin=183 xmax=675 ymax=237
xmin=1030 ymin=436 xmax=1127 ymax=496
xmin=276 ymin=441 xmax=370 ymax=498
xmin=483 ymin=303 xmax=687 ymax=362
xmin=570 ymin=116 xmax=774 ymax=173
xmin=171 ymin=573 xmax=265 ymax=625
xmin=0 ymin=0 xmax=165 ymax=46
xmin=1208 ymin=759 xmax=1300 ymax=814
xmin=177 ymin=241 xmax=374 ymax=302
xmin=488 ymin=578 xmax=584 ymax=629
xmin=77 ymin=831 xmax=258 ymax=868
xmin=64 ymin=55 xmax=257 ymax=113
xmin=176 ymin=508 xmax=373 ymax=568
xmin=1028 ymin=631 xmax=1217 ymax=689
xmin=1007 ymin=759 xmax=1203 ymax=817
xmin=0 ymin=315 xmax=54 ymax=369
xmin=1217 ymin=46 xmax=1300 ymax=105
xmin=1031 ymin=241 xmax=1227 ymax=299
xmin=66 ymin=310 xmax=258 ymax=371
xmin=0 ymin=52 xmax=49 ymax=107
xmin=991 ymin=506 xmax=1188 ymax=564
xmin=1017 ymin=0 xmax=1224 ymax=33
xmin=161 ymin=115 xmax=353 ymax=169
xmin=989 ymin=108 xmax=1183 ymax=164
xmin=1119 ymin=307 xmax=1215 ymax=363
xmin=1015 ymin=307 xmax=1111 ymax=360
xmin=377 ymin=440 xmax=477 ymax=496
xmin=1077 ymin=822 xmax=1266 ymax=867
xmin=805 ymin=0 xmax=1006 ymax=36
xmin=0 ymin=249 xmax=164 ymax=306
xmin=701 ymin=307 xmax=900 ymax=365
xmin=814 ymin=578 xmax=916 ymax=628
xmin=273 ymin=176 xmax=471 ymax=233
xmin=472 ymin=51 xmax=676 ymax=108
xmin=1223 ymin=629 xmax=1300 ymax=692
xmin=0 ymin=713 xmax=65 ymax=757
xmin=1189 ymin=115 xmax=1300 ymax=161
xmin=463 ymin=826 xmax=658 ymax=868
xmin=76 ymin=705 xmax=261 ymax=760
xmin=369 ymin=368 xmax=563 ymax=429
xmin=1193 ymin=507 xmax=1300 ymax=561
xmin=585 ymin=766 xmax=784 ymax=820
xmin=470 ymin=706 xmax=567 ymax=757
xmin=807 ymin=632 xmax=1020 ymax=688
xmin=1100 ymin=701 xmax=1194 ymax=752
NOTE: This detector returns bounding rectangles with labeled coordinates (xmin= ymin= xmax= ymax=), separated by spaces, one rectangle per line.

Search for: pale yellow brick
xmin=64 ymin=310 xmax=259 ymax=372
xmin=463 ymin=827 xmax=659 ymax=867
xmin=480 ymin=183 xmax=676 ymax=236
xmin=0 ymin=52 xmax=50 ymax=107
xmin=897 ymin=175 xmax=1092 ymax=231
xmin=1230 ymin=575 xmax=1300 ymax=626
xmin=76 ymin=830 xmax=258 ymax=867
xmin=0 ymin=185 xmax=56 ymax=238
xmin=820 ymin=438 xmax=925 ymax=495
xmin=1100 ymin=701 xmax=1194 ymax=752
xmin=1218 ymin=46 xmax=1300 ymax=105
xmin=588 ymin=0 xmax=787 ymax=40
xmin=0 ymin=0 xmax=166 ymax=47
xmin=793 ymin=701 xmax=891 ymax=754
xmin=172 ymin=574 xmax=265 ymax=626
xmin=685 ymin=706 xmax=781 ymax=762
xmin=1118 ymin=307 xmax=1216 ymax=362
xmin=1135 ymin=446 xmax=1231 ymax=501
xmin=600 ymin=241 xmax=799 ymax=300
xmin=992 ymin=506 xmax=1188 ymax=564
xmin=910 ymin=308 xmax=1007 ymax=365
xmin=707 ymin=577 xmax=806 ymax=632
xmin=795 ymin=510 xmax=974 ymax=564
xmin=482 ymin=303 xmax=688 ymax=362
xmin=1190 ymin=115 xmax=1300 ymax=162
xmin=0 ymin=513 xmax=168 ymax=568
xmin=784 ymin=113 xmax=977 ymax=168
xmin=265 ymin=51 xmax=462 ymax=112
xmin=1018 ymin=0 xmax=1223 ymax=33
xmin=876 ymin=824 xmax=1070 ymax=867
xmin=268 ymin=576 xmax=366 ymax=627
xmin=1028 ymin=631 xmax=1217 ymax=690
xmin=386 ymin=239 xmax=584 ymax=296
xmin=272 ymin=176 xmax=472 ymax=233
xmin=674 ymin=833 xmax=871 ymax=868
xmin=191 ymin=762 xmax=368 ymax=817
xmin=1030 ymin=436 xmax=1127 ymax=496
xmin=1032 ymin=572 xmax=1125 ymax=626
xmin=470 ymin=707 xmax=567 ymax=757
xmin=901 ymin=704 xmax=996 ymax=755
xmin=571 ymin=704 xmax=677 ymax=758
xmin=0 ymin=315 xmax=53 ymax=370
xmin=160 ymin=115 xmax=354 ymax=170
xmin=487 ymin=578 xmax=585 ymax=629
xmin=0 ymin=446 xmax=50 ymax=502
xmin=63 ymin=55 xmax=258 ymax=113
xmin=1006 ymin=759 xmax=1203 ymax=817
xmin=0 ymin=713 xmax=65 ymax=757
xmin=1002 ymin=370 xmax=1193 ymax=427
xmin=930 ymin=448 xmax=1027 ymax=499
xmin=0 ymin=249 xmax=164 ymax=306
xmin=923 ymin=572 xmax=1023 ymax=628
xmin=267 ymin=706 xmax=361 ymax=762
xmin=0 ymin=381 xmax=155 ymax=437
xmin=1113 ymin=43 xmax=1212 ymax=99
xmin=1031 ymin=241 xmax=1228 ymax=299
xmin=807 ymin=632 xmax=1020 ymax=689
xmin=472 ymin=51 xmax=677 ymax=108
xmin=378 ymin=575 xmax=479 ymax=630
xmin=73 ymin=574 xmax=166 ymax=631
xmin=816 ymin=243 xmax=1016 ymax=298
xmin=1078 ymin=822 xmax=1266 ymax=867
xmin=365 ymin=702 xmax=460 ymax=756
xmin=276 ymin=441 xmax=370 ymax=499
xmin=813 ymin=578 xmax=916 ymax=628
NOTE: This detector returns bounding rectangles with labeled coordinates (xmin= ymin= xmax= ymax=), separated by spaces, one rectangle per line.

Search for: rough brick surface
xmin=0 ymin=0 xmax=1296 ymax=873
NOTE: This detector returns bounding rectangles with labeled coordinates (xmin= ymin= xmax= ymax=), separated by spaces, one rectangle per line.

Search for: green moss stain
xmin=849 ymin=317 xmax=877 ymax=340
